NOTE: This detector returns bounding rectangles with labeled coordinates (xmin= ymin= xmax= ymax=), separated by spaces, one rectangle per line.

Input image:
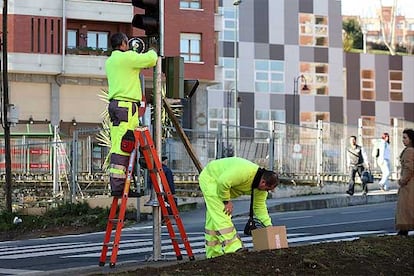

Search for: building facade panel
xmin=59 ymin=84 xmax=106 ymax=123
xmin=268 ymin=0 xmax=285 ymax=45
xmin=345 ymin=53 xmax=360 ymax=100
xmin=284 ymin=0 xmax=299 ymax=45
xmin=238 ymin=42 xmax=255 ymax=92
xmin=374 ymin=54 xmax=390 ymax=102
xmin=403 ymin=56 xmax=414 ymax=102
xmin=253 ymin=1 xmax=269 ymax=44
xmin=329 ymin=96 xmax=344 ymax=123
xmin=10 ymin=82 xmax=51 ymax=121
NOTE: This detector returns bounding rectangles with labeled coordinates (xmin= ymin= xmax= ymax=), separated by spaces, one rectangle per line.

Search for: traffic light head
xmin=132 ymin=0 xmax=160 ymax=37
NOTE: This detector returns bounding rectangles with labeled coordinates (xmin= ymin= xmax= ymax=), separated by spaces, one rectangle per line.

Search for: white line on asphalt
xmin=279 ymin=216 xmax=313 ymax=220
xmin=340 ymin=210 xmax=373 ymax=214
xmin=288 ymin=217 xmax=394 ymax=230
xmin=0 ymin=268 xmax=43 ymax=275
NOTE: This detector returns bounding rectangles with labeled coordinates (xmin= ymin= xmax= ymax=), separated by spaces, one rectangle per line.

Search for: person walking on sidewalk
xmin=346 ymin=135 xmax=370 ymax=196
xmin=106 ymin=32 xmax=158 ymax=197
xmin=377 ymin=132 xmax=391 ymax=191
xmin=395 ymin=128 xmax=414 ymax=236
xmin=198 ymin=157 xmax=279 ymax=258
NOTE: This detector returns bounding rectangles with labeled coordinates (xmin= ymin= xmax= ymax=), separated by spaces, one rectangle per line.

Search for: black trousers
xmin=347 ymin=165 xmax=368 ymax=193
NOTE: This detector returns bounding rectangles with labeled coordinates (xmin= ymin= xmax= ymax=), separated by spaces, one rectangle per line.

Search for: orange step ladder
xmin=99 ymin=126 xmax=195 ymax=267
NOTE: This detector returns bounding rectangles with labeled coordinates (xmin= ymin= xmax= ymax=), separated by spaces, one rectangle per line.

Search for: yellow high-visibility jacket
xmin=199 ymin=157 xmax=272 ymax=226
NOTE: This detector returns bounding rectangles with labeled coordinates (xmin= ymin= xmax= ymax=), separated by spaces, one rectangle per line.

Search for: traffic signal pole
xmin=152 ymin=0 xmax=164 ymax=261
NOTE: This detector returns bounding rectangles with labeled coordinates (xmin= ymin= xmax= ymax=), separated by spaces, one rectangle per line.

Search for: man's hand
xmin=223 ymin=201 xmax=233 ymax=216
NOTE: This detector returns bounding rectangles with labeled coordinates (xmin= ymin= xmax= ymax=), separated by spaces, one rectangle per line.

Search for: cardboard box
xmin=251 ymin=226 xmax=289 ymax=251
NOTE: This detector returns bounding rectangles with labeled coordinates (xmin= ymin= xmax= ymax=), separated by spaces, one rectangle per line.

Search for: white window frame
xmin=180 ymin=33 xmax=201 ymax=62
xmin=87 ymin=31 xmax=108 ymax=50
xmin=299 ymin=13 xmax=329 ymax=47
xmin=67 ymin=30 xmax=77 ymax=49
xmin=180 ymin=0 xmax=201 ymax=9
xmin=254 ymin=60 xmax=285 ymax=93
xmin=300 ymin=62 xmax=329 ymax=95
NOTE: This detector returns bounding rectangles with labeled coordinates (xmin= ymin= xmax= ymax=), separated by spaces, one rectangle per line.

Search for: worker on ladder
xmin=105 ymin=32 xmax=158 ymax=196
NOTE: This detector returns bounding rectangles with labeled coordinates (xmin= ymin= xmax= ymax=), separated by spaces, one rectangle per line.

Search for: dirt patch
xmin=126 ymin=236 xmax=413 ymax=275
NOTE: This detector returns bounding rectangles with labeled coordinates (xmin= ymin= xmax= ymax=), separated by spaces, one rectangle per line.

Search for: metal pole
xmin=71 ymin=130 xmax=78 ymax=203
xmin=2 ymin=0 xmax=13 ymax=212
xmin=233 ymin=1 xmax=241 ymax=157
xmin=151 ymin=0 xmax=164 ymax=261
xmin=53 ymin=125 xmax=59 ymax=196
xmin=316 ymin=120 xmax=323 ymax=187
xmin=293 ymin=77 xmax=297 ymax=125
xmin=227 ymin=90 xmax=230 ymax=156
xmin=269 ymin=122 xmax=275 ymax=170
xmin=392 ymin=118 xmax=399 ymax=179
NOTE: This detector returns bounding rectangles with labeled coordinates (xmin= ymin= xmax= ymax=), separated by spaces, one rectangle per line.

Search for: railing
xmin=1 ymin=118 xmax=414 ymax=210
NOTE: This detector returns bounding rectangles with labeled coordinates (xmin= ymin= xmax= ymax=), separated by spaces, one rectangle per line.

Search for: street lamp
xmin=293 ymin=75 xmax=309 ymax=125
xmin=233 ymin=0 xmax=241 ymax=156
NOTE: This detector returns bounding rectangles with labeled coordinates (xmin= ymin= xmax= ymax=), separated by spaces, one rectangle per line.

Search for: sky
xmin=341 ymin=0 xmax=414 ymax=18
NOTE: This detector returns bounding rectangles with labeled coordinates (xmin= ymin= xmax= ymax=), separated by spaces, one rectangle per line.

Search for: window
xmin=180 ymin=33 xmax=201 ymax=62
xmin=221 ymin=7 xmax=237 ymax=41
xmin=299 ymin=13 xmax=329 ymax=47
xmin=87 ymin=31 xmax=108 ymax=50
xmin=255 ymin=109 xmax=285 ymax=139
xmin=208 ymin=106 xmax=237 ymax=151
xmin=222 ymin=57 xmax=235 ymax=81
xmin=361 ymin=116 xmax=375 ymax=145
xmin=180 ymin=0 xmax=201 ymax=9
xmin=300 ymin=63 xmax=328 ymax=95
xmin=67 ymin=30 xmax=77 ymax=49
xmin=361 ymin=70 xmax=375 ymax=100
xmin=389 ymin=70 xmax=403 ymax=101
xmin=300 ymin=112 xmax=330 ymax=139
xmin=254 ymin=60 xmax=285 ymax=93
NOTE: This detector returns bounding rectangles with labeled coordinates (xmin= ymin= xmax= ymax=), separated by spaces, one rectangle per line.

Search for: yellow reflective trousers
xmin=203 ymin=195 xmax=244 ymax=258
xmin=108 ymin=100 xmax=140 ymax=193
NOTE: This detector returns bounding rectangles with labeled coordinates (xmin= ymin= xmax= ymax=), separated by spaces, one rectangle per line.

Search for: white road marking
xmin=0 ymin=268 xmax=43 ymax=275
xmin=288 ymin=217 xmax=394 ymax=230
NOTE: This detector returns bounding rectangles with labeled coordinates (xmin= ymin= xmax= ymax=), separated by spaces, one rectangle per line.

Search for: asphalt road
xmin=0 ymin=201 xmax=397 ymax=275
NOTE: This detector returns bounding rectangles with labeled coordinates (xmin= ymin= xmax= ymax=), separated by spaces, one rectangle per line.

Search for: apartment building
xmin=0 ymin=0 xmax=216 ymax=138
xmin=212 ymin=0 xmax=414 ymax=142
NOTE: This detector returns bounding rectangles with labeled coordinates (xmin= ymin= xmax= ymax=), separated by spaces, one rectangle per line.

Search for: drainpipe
xmin=61 ymin=0 xmax=66 ymax=73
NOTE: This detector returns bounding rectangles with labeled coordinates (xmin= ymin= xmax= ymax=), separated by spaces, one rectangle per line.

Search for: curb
xmin=268 ymin=193 xmax=398 ymax=213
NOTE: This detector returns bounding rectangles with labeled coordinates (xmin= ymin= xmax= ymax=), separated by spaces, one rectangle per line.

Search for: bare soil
xmin=2 ymin=226 xmax=413 ymax=275
xmin=127 ymin=235 xmax=413 ymax=276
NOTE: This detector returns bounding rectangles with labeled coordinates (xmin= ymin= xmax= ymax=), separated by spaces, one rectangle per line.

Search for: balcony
xmin=66 ymin=0 xmax=132 ymax=23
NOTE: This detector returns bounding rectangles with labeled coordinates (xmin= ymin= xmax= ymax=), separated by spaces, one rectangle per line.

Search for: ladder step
xmin=109 ymin=219 xmax=120 ymax=223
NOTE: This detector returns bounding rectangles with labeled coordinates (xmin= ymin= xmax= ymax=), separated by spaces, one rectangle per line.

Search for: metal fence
xmin=1 ymin=118 xmax=414 ymax=210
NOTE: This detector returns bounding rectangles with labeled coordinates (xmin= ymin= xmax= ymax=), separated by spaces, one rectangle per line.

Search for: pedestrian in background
xmin=346 ymin=135 xmax=370 ymax=196
xmin=161 ymin=156 xmax=177 ymax=213
xmin=395 ymin=128 xmax=414 ymax=236
xmin=105 ymin=32 xmax=158 ymax=197
xmin=377 ymin=132 xmax=391 ymax=191
xmin=198 ymin=157 xmax=279 ymax=258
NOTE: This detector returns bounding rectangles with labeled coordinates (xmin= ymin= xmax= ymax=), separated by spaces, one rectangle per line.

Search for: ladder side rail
xmin=136 ymin=128 xmax=184 ymax=259
xmin=99 ymin=197 xmax=119 ymax=265
xmin=141 ymin=127 xmax=195 ymax=260
xmin=109 ymin=147 xmax=138 ymax=266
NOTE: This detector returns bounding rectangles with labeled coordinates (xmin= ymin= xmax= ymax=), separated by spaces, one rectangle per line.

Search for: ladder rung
xmin=103 ymin=242 xmax=114 ymax=247
xmin=109 ymin=219 xmax=120 ymax=223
